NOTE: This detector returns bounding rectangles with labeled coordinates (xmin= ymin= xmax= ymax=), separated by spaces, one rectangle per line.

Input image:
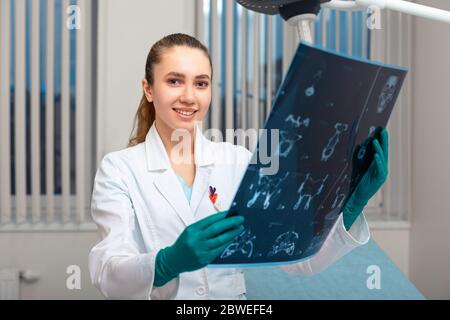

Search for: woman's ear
xmin=142 ymin=79 xmax=153 ymax=103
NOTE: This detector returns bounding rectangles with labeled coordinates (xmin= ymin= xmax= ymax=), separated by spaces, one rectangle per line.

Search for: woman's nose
xmin=180 ymin=85 xmax=195 ymax=104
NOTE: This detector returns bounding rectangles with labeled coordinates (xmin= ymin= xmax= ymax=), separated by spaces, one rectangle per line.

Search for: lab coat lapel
xmin=189 ymin=166 xmax=211 ymax=216
xmin=153 ymin=170 xmax=193 ymax=227
xmin=190 ymin=124 xmax=215 ymax=215
xmin=145 ymin=123 xmax=214 ymax=226
xmin=145 ymin=124 xmax=193 ymax=227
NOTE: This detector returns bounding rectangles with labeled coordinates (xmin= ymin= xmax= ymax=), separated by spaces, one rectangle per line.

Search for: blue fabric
xmin=176 ymin=175 xmax=192 ymax=203
xmin=244 ymin=240 xmax=425 ymax=300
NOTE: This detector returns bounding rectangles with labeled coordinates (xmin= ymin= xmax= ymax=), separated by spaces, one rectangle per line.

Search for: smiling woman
xmin=89 ymin=32 xmax=373 ymax=300
xmin=128 ymin=33 xmax=215 ymax=188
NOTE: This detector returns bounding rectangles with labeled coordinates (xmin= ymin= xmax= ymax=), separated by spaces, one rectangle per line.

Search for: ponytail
xmin=128 ymin=93 xmax=156 ymax=147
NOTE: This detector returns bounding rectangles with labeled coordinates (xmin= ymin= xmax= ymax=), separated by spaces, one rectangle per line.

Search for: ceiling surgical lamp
xmin=236 ymin=0 xmax=450 ymax=43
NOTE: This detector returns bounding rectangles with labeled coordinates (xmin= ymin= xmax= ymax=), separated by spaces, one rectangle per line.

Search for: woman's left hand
xmin=343 ymin=128 xmax=389 ymax=230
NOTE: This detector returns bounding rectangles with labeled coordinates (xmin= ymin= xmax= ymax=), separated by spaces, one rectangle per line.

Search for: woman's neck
xmin=154 ymin=120 xmax=195 ymax=165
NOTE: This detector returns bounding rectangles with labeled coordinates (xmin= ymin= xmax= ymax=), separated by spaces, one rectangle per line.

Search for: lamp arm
xmin=292 ymin=0 xmax=450 ymax=43
xmin=323 ymin=0 xmax=450 ymax=24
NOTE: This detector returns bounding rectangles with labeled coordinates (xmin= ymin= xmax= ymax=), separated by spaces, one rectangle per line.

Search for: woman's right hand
xmin=154 ymin=211 xmax=245 ymax=286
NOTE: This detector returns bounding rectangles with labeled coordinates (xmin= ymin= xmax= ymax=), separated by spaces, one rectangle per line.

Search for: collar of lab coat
xmin=145 ymin=122 xmax=216 ymax=225
xmin=144 ymin=122 xmax=214 ymax=171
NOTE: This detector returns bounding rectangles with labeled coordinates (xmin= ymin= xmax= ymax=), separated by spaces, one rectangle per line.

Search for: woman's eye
xmin=197 ymin=82 xmax=209 ymax=88
xmin=167 ymin=79 xmax=208 ymax=87
xmin=168 ymin=79 xmax=181 ymax=85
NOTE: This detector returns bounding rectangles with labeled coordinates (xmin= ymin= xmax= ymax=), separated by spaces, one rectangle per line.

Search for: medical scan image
xmin=212 ymin=43 xmax=407 ymax=266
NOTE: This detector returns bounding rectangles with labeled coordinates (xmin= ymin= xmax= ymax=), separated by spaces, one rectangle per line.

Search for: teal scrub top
xmin=176 ymin=175 xmax=192 ymax=203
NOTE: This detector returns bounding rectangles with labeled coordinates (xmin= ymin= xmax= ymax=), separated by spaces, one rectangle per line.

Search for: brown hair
xmin=127 ymin=33 xmax=213 ymax=147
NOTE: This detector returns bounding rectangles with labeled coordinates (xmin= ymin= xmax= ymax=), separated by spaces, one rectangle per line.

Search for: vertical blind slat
xmin=397 ymin=12 xmax=404 ymax=220
xmin=322 ymin=8 xmax=328 ymax=48
xmin=31 ymin=0 xmax=41 ymax=223
xmin=266 ymin=15 xmax=273 ymax=117
xmin=240 ymin=10 xmax=247 ymax=131
xmin=225 ymin=0 xmax=233 ymax=130
xmin=0 ymin=0 xmax=11 ymax=224
xmin=384 ymin=10 xmax=392 ymax=220
xmin=46 ymin=0 xmax=55 ymax=223
xmin=252 ymin=13 xmax=259 ymax=132
xmin=211 ymin=0 xmax=220 ymax=130
xmin=76 ymin=0 xmax=86 ymax=223
xmin=197 ymin=0 xmax=207 ymax=130
xmin=406 ymin=13 xmax=412 ymax=222
xmin=362 ymin=11 xmax=368 ymax=59
xmin=196 ymin=0 xmax=205 ymax=44
xmin=61 ymin=0 xmax=71 ymax=222
xmin=347 ymin=11 xmax=352 ymax=55
xmin=15 ymin=0 xmax=27 ymax=224
xmin=336 ymin=11 xmax=340 ymax=52
xmin=259 ymin=16 xmax=265 ymax=124
xmin=282 ymin=20 xmax=289 ymax=78
xmin=390 ymin=11 xmax=403 ymax=220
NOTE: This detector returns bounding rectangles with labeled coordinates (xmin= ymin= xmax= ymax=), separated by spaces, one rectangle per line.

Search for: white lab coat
xmin=89 ymin=123 xmax=370 ymax=300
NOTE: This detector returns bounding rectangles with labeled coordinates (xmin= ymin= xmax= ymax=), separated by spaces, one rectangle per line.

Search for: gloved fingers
xmin=374 ymin=153 xmax=388 ymax=180
xmin=194 ymin=211 xmax=229 ymax=230
xmin=380 ymin=128 xmax=389 ymax=162
xmin=209 ymin=237 xmax=244 ymax=262
xmin=360 ymin=151 xmax=379 ymax=184
xmin=372 ymin=139 xmax=386 ymax=165
xmin=201 ymin=216 xmax=245 ymax=240
xmin=205 ymin=225 xmax=245 ymax=250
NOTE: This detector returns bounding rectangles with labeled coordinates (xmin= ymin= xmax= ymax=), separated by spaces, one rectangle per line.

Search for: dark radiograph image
xmin=211 ymin=43 xmax=407 ymax=266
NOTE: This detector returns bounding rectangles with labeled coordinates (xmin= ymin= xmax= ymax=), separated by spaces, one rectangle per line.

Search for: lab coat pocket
xmin=207 ymin=268 xmax=246 ymax=299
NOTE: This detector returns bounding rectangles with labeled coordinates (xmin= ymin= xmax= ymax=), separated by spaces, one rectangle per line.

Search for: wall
xmin=0 ymin=231 xmax=102 ymax=299
xmin=409 ymin=0 xmax=450 ymax=300
xmin=371 ymin=228 xmax=410 ymax=278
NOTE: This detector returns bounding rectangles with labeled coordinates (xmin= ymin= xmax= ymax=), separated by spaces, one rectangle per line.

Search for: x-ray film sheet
xmin=210 ymin=42 xmax=407 ymax=267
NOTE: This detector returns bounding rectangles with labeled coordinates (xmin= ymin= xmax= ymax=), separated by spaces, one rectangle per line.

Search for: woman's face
xmin=143 ymin=45 xmax=212 ymax=134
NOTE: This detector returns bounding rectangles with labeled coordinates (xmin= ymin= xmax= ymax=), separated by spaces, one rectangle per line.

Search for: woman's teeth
xmin=174 ymin=109 xmax=195 ymax=116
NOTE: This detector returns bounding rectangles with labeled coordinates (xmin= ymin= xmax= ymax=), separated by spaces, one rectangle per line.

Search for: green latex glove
xmin=343 ymin=129 xmax=389 ymax=231
xmin=154 ymin=211 xmax=244 ymax=287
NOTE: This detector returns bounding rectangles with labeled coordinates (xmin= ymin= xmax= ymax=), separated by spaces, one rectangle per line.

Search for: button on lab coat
xmin=89 ymin=123 xmax=370 ymax=300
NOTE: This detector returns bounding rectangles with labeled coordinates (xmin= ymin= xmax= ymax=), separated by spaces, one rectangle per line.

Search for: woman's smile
xmin=173 ymin=107 xmax=198 ymax=120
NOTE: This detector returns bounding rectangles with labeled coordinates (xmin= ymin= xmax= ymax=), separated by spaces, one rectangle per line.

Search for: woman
xmin=89 ymin=33 xmax=388 ymax=300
